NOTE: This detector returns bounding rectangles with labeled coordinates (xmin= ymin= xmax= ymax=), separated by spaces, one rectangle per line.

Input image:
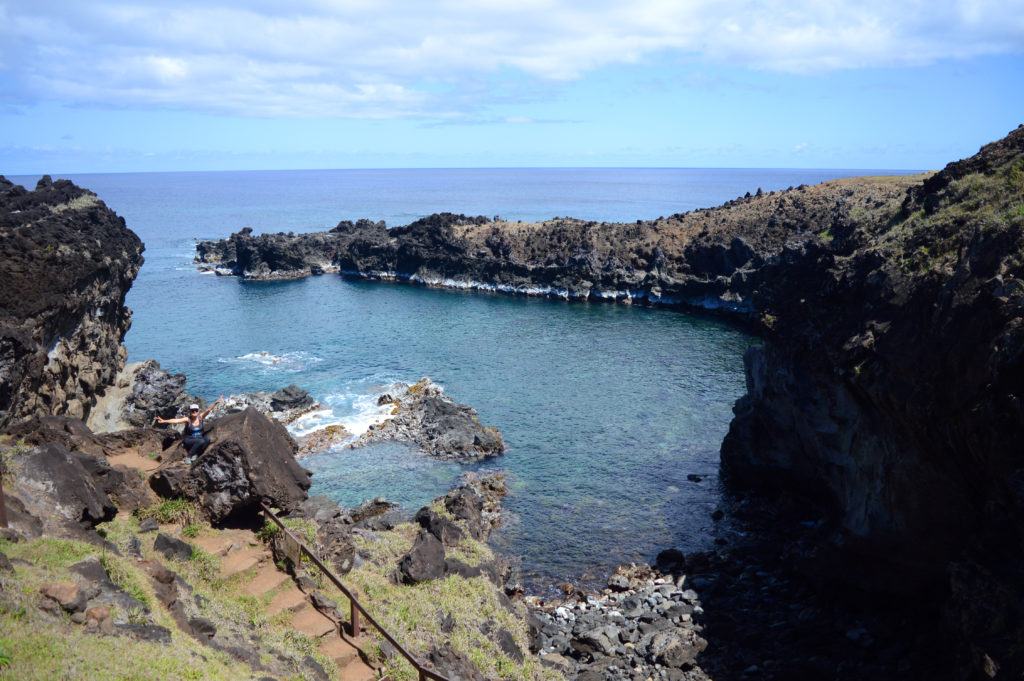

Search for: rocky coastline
xmin=0 ymin=175 xmax=537 ymax=681
xmin=4 ymin=124 xmax=1024 ymax=679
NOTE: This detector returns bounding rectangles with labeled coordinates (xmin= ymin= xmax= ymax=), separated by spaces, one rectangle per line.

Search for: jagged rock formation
xmin=0 ymin=175 xmax=143 ymax=427
xmin=194 ymin=190 xmax=914 ymax=315
xmin=352 ymin=378 xmax=505 ymax=461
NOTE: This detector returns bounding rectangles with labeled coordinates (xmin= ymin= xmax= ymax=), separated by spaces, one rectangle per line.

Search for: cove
xmin=137 ymin=270 xmax=755 ymax=590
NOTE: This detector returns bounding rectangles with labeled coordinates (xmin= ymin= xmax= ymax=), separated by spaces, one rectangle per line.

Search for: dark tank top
xmin=184 ymin=418 xmax=203 ymax=437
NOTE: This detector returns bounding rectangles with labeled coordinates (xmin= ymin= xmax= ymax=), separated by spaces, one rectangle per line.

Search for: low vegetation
xmin=298 ymin=521 xmax=560 ymax=681
xmin=0 ymin=514 xmax=332 ymax=681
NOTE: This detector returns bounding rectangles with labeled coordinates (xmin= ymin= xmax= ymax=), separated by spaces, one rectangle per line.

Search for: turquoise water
xmin=8 ymin=168 xmax=905 ymax=589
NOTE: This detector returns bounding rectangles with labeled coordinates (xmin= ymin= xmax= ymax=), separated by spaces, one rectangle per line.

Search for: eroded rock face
xmin=121 ymin=360 xmax=199 ymax=428
xmin=149 ymin=407 xmax=311 ymax=522
xmin=0 ymin=175 xmax=144 ymax=427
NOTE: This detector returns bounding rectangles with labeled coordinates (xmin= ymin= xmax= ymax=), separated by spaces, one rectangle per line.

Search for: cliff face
xmin=0 ymin=175 xmax=144 ymax=427
xmin=723 ymin=127 xmax=1024 ymax=568
xmin=721 ymin=127 xmax=1024 ymax=674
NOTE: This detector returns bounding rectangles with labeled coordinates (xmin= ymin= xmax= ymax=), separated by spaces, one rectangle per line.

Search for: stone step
xmin=319 ymin=636 xmax=361 ymax=668
xmin=268 ymin=588 xmax=308 ymax=616
xmin=245 ymin=566 xmax=291 ymax=596
xmin=192 ymin=535 xmax=237 ymax=557
xmin=337 ymin=658 xmax=377 ymax=681
xmin=220 ymin=549 xmax=265 ymax=578
xmin=291 ymin=606 xmax=337 ymax=639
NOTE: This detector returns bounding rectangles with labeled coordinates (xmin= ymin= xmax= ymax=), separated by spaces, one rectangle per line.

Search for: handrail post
xmin=351 ymin=593 xmax=361 ymax=636
xmin=420 ymin=669 xmax=428 ymax=681
xmin=0 ymin=476 xmax=7 ymax=529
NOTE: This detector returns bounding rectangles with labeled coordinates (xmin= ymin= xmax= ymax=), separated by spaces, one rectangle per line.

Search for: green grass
xmin=134 ymin=498 xmax=201 ymax=525
xmin=336 ymin=526 xmax=561 ymax=681
xmin=2 ymin=520 xmax=337 ymax=681
xmin=100 ymin=553 xmax=151 ymax=609
xmin=2 ymin=537 xmax=97 ymax=571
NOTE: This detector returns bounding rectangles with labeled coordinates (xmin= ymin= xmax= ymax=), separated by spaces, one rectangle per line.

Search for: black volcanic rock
xmin=7 ymin=442 xmax=118 ymax=534
xmin=0 ymin=175 xmax=144 ymax=427
xmin=719 ymin=126 xmax=1024 ymax=676
xmin=122 ymin=359 xmax=199 ymax=428
xmin=149 ymin=407 xmax=311 ymax=522
xmin=351 ymin=378 xmax=505 ymax=461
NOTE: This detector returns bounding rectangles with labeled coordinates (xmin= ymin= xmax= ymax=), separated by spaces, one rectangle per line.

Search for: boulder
xmin=40 ymin=581 xmax=87 ymax=613
xmin=149 ymin=407 xmax=311 ymax=523
xmin=270 ymin=384 xmax=316 ymax=412
xmin=424 ymin=642 xmax=485 ymax=681
xmin=292 ymin=496 xmax=356 ymax=575
xmin=495 ymin=627 xmax=524 ymax=663
xmin=414 ymin=507 xmax=465 ymax=546
xmin=646 ymin=628 xmax=708 ymax=668
xmin=397 ymin=529 xmax=446 ymax=584
xmin=154 ymin=533 xmax=193 ymax=561
xmin=10 ymin=442 xmax=117 ymax=532
xmin=122 ymin=360 xmax=198 ymax=428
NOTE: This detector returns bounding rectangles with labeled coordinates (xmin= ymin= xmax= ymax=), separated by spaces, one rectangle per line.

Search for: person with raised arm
xmin=155 ymin=396 xmax=223 ymax=463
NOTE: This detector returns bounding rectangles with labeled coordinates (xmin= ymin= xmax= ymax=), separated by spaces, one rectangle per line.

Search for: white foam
xmin=339 ymin=269 xmax=756 ymax=312
xmin=221 ymin=350 xmax=323 ymax=372
xmin=285 ymin=381 xmax=402 ymax=445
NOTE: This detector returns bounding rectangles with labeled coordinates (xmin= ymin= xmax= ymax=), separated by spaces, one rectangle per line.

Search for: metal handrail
xmin=260 ymin=502 xmax=450 ymax=681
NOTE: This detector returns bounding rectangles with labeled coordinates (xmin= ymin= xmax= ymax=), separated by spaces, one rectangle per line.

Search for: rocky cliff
xmin=720 ymin=126 xmax=1024 ymax=676
xmin=195 ymin=126 xmax=1024 ymax=676
xmin=193 ymin=180 xmax=917 ymax=316
xmin=0 ymin=175 xmax=144 ymax=427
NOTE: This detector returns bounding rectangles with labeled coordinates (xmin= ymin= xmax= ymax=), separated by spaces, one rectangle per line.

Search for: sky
xmin=1 ymin=0 xmax=1022 ymax=173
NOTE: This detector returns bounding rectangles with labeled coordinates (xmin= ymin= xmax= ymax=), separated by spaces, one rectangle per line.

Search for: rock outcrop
xmin=149 ymin=407 xmax=311 ymax=522
xmin=0 ymin=175 xmax=144 ymax=427
xmin=120 ymin=360 xmax=201 ymax=428
xmin=352 ymin=378 xmax=505 ymax=461
xmin=5 ymin=442 xmax=119 ymax=537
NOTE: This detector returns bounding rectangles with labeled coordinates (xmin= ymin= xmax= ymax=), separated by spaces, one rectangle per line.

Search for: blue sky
xmin=1 ymin=0 xmax=1022 ymax=173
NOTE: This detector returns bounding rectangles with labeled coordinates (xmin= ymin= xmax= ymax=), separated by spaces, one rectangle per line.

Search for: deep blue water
xmin=9 ymin=167 xmax=911 ymax=590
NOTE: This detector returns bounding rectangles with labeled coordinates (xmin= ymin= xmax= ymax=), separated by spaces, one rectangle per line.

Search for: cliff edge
xmin=0 ymin=175 xmax=144 ymax=427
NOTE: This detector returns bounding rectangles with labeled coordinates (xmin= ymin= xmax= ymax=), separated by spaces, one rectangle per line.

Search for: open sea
xmin=10 ymin=167 xmax=909 ymax=591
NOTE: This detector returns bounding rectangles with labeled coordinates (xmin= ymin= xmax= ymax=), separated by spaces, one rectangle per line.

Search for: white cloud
xmin=0 ymin=0 xmax=1021 ymax=117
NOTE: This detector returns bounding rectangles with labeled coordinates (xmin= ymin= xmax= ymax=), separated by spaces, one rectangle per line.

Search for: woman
xmin=155 ymin=396 xmax=224 ymax=463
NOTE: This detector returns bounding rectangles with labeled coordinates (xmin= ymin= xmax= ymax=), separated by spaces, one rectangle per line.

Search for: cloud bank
xmin=1 ymin=0 xmax=1021 ymax=118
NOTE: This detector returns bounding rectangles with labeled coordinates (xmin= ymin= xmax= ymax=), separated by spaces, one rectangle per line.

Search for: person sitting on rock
xmin=155 ymin=397 xmax=223 ymax=463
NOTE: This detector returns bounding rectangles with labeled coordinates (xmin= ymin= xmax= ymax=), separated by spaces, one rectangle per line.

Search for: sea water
xmin=8 ymin=167 xmax=909 ymax=589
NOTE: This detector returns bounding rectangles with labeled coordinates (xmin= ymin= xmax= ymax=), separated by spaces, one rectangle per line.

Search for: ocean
xmin=9 ymin=167 xmax=909 ymax=590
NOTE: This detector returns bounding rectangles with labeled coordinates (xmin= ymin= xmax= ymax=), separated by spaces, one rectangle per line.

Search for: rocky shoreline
xmin=190 ymin=127 xmax=1024 ymax=678
xmin=4 ymin=124 xmax=1024 ymax=679
xmin=355 ymin=378 xmax=505 ymax=461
